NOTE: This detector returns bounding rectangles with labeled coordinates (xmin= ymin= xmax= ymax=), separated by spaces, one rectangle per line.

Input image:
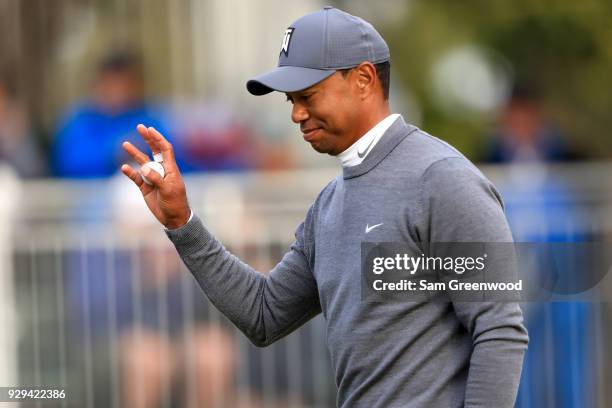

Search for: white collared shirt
xmin=337 ymin=113 xmax=400 ymax=167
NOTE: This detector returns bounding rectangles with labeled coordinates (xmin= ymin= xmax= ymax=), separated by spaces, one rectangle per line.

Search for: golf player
xmin=121 ymin=7 xmax=528 ymax=407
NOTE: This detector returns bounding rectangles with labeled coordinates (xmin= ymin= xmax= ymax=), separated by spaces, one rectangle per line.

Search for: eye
xmin=285 ymin=95 xmax=294 ymax=104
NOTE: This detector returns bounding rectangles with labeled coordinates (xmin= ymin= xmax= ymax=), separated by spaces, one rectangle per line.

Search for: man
xmin=0 ymin=68 xmax=46 ymax=177
xmin=53 ymin=51 xmax=169 ymax=178
xmin=121 ymin=7 xmax=528 ymax=407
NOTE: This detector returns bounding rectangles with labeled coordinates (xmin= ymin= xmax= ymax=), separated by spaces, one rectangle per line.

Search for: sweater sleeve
xmin=164 ymin=207 xmax=321 ymax=347
xmin=420 ymin=157 xmax=529 ymax=408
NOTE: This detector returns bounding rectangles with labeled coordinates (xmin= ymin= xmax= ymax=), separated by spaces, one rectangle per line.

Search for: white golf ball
xmin=141 ymin=161 xmax=165 ymax=185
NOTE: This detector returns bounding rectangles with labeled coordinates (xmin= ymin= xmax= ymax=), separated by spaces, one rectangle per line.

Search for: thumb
xmin=140 ymin=164 xmax=164 ymax=188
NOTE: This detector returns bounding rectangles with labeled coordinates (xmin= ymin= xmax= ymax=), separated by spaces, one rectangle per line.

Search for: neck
xmin=346 ymin=102 xmax=391 ymax=147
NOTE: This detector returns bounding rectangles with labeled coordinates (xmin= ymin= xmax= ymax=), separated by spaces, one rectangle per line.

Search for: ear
xmin=353 ymin=62 xmax=378 ymax=100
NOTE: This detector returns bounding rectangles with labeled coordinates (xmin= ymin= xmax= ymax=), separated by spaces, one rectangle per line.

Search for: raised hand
xmin=121 ymin=124 xmax=192 ymax=229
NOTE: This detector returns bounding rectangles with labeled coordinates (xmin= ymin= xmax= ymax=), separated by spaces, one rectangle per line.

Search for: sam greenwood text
xmin=372 ymin=279 xmax=523 ymax=292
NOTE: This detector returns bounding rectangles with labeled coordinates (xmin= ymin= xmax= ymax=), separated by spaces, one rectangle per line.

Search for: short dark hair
xmin=339 ymin=61 xmax=390 ymax=100
xmin=98 ymin=51 xmax=142 ymax=75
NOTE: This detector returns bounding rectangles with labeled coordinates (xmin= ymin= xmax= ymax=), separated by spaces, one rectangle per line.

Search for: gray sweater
xmin=165 ymin=117 xmax=528 ymax=407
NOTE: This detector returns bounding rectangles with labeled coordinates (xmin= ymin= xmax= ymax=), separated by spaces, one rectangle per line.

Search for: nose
xmin=291 ymin=102 xmax=309 ymax=124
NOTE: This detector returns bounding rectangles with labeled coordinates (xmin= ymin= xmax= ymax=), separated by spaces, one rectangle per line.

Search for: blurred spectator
xmin=172 ymin=101 xmax=295 ymax=173
xmin=65 ymin=178 xmax=246 ymax=407
xmin=485 ymin=82 xmax=581 ymax=163
xmin=485 ymin=81 xmax=598 ymax=407
xmin=51 ymin=51 xmax=170 ymax=178
xmin=67 ymin=244 xmax=243 ymax=407
xmin=502 ymin=175 xmax=598 ymax=408
xmin=0 ymin=69 xmax=46 ymax=177
xmin=172 ymin=102 xmax=257 ymax=172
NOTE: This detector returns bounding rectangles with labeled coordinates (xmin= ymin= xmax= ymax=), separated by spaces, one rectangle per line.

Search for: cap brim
xmin=246 ymin=66 xmax=336 ymax=96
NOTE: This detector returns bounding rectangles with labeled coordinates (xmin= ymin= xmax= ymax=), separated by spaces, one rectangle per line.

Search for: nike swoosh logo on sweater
xmin=365 ymin=223 xmax=383 ymax=233
xmin=357 ymin=138 xmax=376 ymax=158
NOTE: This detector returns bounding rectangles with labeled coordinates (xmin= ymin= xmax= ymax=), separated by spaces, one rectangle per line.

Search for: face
xmin=95 ymin=70 xmax=142 ymax=111
xmin=285 ymin=71 xmax=362 ymax=155
xmin=502 ymin=100 xmax=542 ymax=143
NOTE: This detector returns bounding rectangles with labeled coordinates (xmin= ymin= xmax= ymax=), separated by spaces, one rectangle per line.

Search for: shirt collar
xmin=337 ymin=113 xmax=401 ymax=167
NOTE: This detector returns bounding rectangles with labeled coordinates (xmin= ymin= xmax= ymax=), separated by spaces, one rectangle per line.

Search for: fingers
xmin=139 ymin=163 xmax=164 ymax=188
xmin=136 ymin=124 xmax=162 ymax=157
xmin=121 ymin=164 xmax=145 ymax=187
xmin=133 ymin=124 xmax=179 ymax=174
xmin=147 ymin=127 xmax=179 ymax=173
xmin=122 ymin=141 xmax=150 ymax=165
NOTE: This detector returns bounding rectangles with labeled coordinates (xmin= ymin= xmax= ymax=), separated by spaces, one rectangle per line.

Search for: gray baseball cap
xmin=246 ymin=6 xmax=390 ymax=96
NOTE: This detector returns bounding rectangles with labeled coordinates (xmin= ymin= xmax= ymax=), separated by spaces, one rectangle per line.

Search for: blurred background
xmin=0 ymin=0 xmax=610 ymax=407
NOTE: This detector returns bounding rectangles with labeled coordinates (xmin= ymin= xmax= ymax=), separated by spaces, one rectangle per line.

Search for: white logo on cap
xmin=281 ymin=27 xmax=295 ymax=57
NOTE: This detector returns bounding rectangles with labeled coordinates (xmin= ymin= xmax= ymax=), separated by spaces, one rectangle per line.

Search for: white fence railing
xmin=1 ymin=163 xmax=611 ymax=407
xmin=0 ymin=166 xmax=20 ymax=390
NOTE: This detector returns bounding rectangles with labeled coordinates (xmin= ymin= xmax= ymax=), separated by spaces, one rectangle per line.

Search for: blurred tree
xmin=2 ymin=0 xmax=612 ymax=162
xmin=371 ymin=0 xmax=612 ymax=160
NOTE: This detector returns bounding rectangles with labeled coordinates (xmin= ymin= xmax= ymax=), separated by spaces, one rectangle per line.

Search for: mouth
xmin=302 ymin=127 xmax=322 ymax=141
